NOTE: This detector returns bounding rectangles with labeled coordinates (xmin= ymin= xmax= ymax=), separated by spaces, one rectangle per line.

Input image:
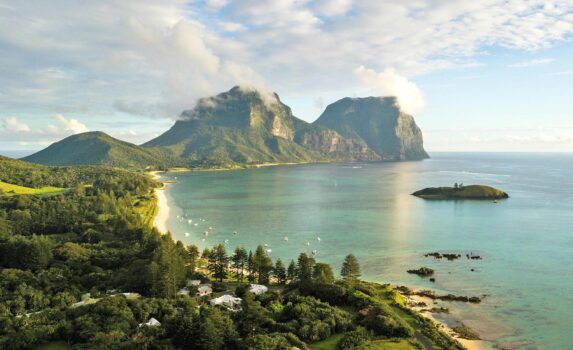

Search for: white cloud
xmin=52 ymin=114 xmax=89 ymax=134
xmin=354 ymin=66 xmax=425 ymax=115
xmin=3 ymin=117 xmax=31 ymax=132
xmin=0 ymin=0 xmax=572 ymax=126
xmin=509 ymin=58 xmax=555 ymax=68
xmin=314 ymin=0 xmax=353 ymax=17
xmin=1 ymin=115 xmax=88 ymax=145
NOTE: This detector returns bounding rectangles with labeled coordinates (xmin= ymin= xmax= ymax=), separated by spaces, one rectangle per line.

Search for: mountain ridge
xmin=23 ymin=86 xmax=429 ymax=168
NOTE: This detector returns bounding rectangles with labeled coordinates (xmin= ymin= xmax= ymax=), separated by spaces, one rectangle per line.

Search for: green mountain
xmin=22 ymin=131 xmax=172 ymax=168
xmin=143 ymin=86 xmax=379 ymax=166
xmin=23 ymin=87 xmax=428 ymax=168
xmin=315 ymin=96 xmax=429 ymax=160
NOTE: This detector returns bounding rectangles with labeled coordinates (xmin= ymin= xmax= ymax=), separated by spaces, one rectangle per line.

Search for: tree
xmin=247 ymin=251 xmax=256 ymax=283
xmin=187 ymin=244 xmax=200 ymax=272
xmin=340 ymin=254 xmax=361 ymax=282
xmin=296 ymin=253 xmax=315 ymax=284
xmin=313 ymin=263 xmax=334 ymax=284
xmin=253 ymin=245 xmax=273 ymax=284
xmin=231 ymin=246 xmax=248 ymax=282
xmin=274 ymin=259 xmax=287 ymax=285
xmin=208 ymin=244 xmax=228 ymax=282
xmin=287 ymin=260 xmax=296 ymax=283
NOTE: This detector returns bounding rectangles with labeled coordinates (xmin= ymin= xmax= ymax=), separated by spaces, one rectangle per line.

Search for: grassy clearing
xmin=0 ymin=181 xmax=67 ymax=196
xmin=309 ymin=333 xmax=345 ymax=350
xmin=361 ymin=339 xmax=416 ymax=350
xmin=33 ymin=341 xmax=71 ymax=350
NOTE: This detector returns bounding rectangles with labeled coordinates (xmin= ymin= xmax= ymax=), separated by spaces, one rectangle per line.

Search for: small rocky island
xmin=412 ymin=184 xmax=509 ymax=200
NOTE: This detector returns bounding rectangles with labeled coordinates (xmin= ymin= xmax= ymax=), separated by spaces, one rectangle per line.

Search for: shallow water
xmin=162 ymin=153 xmax=573 ymax=349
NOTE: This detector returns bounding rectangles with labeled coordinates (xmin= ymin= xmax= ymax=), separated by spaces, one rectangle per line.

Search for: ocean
xmin=160 ymin=153 xmax=573 ymax=349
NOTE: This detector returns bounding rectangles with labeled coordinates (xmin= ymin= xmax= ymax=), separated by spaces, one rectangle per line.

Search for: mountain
xmin=314 ymin=96 xmax=429 ymax=160
xmin=23 ymin=87 xmax=428 ymax=169
xmin=22 ymin=131 xmax=172 ymax=168
xmin=143 ymin=86 xmax=379 ymax=166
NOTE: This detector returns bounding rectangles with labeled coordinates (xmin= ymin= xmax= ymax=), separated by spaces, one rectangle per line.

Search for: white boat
xmin=233 ymin=231 xmax=237 ymax=235
xmin=306 ymin=241 xmax=310 ymax=246
xmin=203 ymin=231 xmax=209 ymax=236
xmin=194 ymin=223 xmax=198 ymax=226
xmin=184 ymin=232 xmax=190 ymax=237
xmin=312 ymin=250 xmax=317 ymax=255
xmin=283 ymin=236 xmax=288 ymax=241
xmin=266 ymin=249 xmax=272 ymax=253
xmin=264 ymin=243 xmax=269 ymax=247
xmin=317 ymin=237 xmax=321 ymax=242
xmin=224 ymin=239 xmax=229 ymax=244
xmin=188 ymin=219 xmax=192 ymax=224
xmin=208 ymin=226 xmax=213 ymax=230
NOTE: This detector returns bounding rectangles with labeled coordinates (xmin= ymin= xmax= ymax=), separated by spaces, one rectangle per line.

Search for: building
xmin=197 ymin=285 xmax=212 ymax=296
xmin=139 ymin=317 xmax=161 ymax=327
xmin=177 ymin=287 xmax=190 ymax=296
xmin=210 ymin=294 xmax=242 ymax=310
xmin=249 ymin=284 xmax=268 ymax=295
xmin=187 ymin=279 xmax=201 ymax=286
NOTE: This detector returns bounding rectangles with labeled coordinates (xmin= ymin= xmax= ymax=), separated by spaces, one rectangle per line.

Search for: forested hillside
xmin=0 ymin=158 xmax=460 ymax=350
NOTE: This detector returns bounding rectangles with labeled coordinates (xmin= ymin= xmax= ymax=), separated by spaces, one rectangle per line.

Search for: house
xmin=139 ymin=317 xmax=161 ymax=327
xmin=249 ymin=284 xmax=268 ymax=295
xmin=187 ymin=279 xmax=201 ymax=287
xmin=197 ymin=285 xmax=212 ymax=296
xmin=210 ymin=295 xmax=242 ymax=310
xmin=177 ymin=287 xmax=190 ymax=296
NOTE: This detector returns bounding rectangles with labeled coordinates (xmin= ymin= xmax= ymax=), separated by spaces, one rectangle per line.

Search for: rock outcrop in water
xmin=412 ymin=185 xmax=509 ymax=200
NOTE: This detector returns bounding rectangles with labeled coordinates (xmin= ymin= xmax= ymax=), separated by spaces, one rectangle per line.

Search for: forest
xmin=0 ymin=156 xmax=462 ymax=350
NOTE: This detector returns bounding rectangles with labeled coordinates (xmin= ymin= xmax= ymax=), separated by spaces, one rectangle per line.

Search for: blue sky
xmin=1 ymin=0 xmax=573 ymax=155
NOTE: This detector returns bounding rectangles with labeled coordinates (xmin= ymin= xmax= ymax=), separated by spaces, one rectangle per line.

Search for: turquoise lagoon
xmin=161 ymin=153 xmax=573 ymax=349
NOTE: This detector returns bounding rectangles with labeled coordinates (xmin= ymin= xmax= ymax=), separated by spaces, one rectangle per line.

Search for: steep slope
xmin=144 ymin=86 xmax=379 ymax=166
xmin=314 ymin=97 xmax=429 ymax=160
xmin=22 ymin=131 xmax=172 ymax=168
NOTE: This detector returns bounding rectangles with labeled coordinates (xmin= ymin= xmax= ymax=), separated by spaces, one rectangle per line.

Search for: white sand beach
xmin=150 ymin=171 xmax=170 ymax=234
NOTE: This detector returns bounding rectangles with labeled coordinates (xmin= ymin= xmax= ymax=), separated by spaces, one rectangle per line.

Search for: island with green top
xmin=412 ymin=184 xmax=509 ymax=200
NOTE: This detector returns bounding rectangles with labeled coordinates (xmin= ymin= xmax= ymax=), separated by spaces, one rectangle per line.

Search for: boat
xmin=317 ymin=237 xmax=321 ymax=242
xmin=184 ymin=232 xmax=190 ymax=237
xmin=283 ymin=236 xmax=288 ymax=241
xmin=188 ymin=219 xmax=192 ymax=224
xmin=266 ymin=249 xmax=272 ymax=253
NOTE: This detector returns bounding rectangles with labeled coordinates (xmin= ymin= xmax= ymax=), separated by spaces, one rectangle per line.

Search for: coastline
xmin=150 ymin=171 xmax=170 ymax=234
xmin=146 ymin=168 xmax=495 ymax=350
xmin=401 ymin=291 xmax=496 ymax=350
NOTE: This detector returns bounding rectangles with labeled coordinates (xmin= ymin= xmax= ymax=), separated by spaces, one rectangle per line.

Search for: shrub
xmin=337 ymin=327 xmax=370 ymax=350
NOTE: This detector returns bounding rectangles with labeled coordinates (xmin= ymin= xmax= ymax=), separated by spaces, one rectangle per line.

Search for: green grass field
xmin=0 ymin=181 xmax=68 ymax=196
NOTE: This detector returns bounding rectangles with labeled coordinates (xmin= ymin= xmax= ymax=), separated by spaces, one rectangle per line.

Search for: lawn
xmin=0 ymin=181 xmax=67 ymax=196
xmin=309 ymin=333 xmax=345 ymax=350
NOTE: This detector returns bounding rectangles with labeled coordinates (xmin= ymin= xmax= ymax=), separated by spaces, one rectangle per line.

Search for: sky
xmin=1 ymin=0 xmax=573 ymax=155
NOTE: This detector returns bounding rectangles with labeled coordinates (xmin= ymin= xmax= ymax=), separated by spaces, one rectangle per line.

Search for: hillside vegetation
xmin=22 ymin=131 xmax=175 ymax=169
xmin=0 ymin=158 xmax=460 ymax=350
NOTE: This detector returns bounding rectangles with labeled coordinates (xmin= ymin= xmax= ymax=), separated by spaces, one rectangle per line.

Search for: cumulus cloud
xmin=3 ymin=117 xmax=31 ymax=132
xmin=509 ymin=58 xmax=555 ymax=68
xmin=1 ymin=115 xmax=89 ymax=145
xmin=354 ymin=66 xmax=425 ymax=115
xmin=51 ymin=114 xmax=89 ymax=134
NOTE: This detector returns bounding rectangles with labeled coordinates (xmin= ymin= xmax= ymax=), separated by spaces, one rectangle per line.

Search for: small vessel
xmin=306 ymin=241 xmax=310 ymax=246
xmin=201 ymin=238 xmax=205 ymax=242
xmin=312 ymin=250 xmax=317 ymax=255
xmin=493 ymin=200 xmax=498 ymax=204
xmin=208 ymin=226 xmax=213 ymax=230
xmin=224 ymin=239 xmax=229 ymax=244
xmin=184 ymin=232 xmax=190 ymax=237
xmin=283 ymin=236 xmax=288 ymax=241
xmin=266 ymin=249 xmax=272 ymax=253
xmin=203 ymin=231 xmax=209 ymax=236
xmin=264 ymin=243 xmax=269 ymax=247
xmin=233 ymin=231 xmax=237 ymax=235
xmin=317 ymin=237 xmax=321 ymax=242
xmin=194 ymin=223 xmax=198 ymax=226
xmin=188 ymin=219 xmax=192 ymax=224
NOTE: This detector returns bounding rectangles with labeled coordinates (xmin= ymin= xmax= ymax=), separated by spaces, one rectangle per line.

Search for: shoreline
xmin=150 ymin=171 xmax=170 ymax=234
xmin=401 ymin=290 xmax=496 ymax=350
xmin=146 ymin=169 xmax=495 ymax=350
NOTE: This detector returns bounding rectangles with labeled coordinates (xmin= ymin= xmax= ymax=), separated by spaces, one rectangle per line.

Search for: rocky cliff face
xmin=314 ymin=97 xmax=429 ymax=160
xmin=143 ymin=86 xmax=395 ymax=165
